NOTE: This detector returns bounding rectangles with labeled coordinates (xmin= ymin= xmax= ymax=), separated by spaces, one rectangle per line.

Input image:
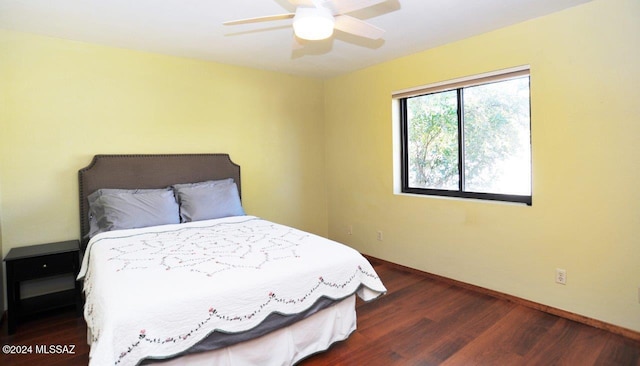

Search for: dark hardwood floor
xmin=2 ymin=258 xmax=639 ymax=365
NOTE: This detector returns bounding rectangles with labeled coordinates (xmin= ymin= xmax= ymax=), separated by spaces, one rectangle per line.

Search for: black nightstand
xmin=3 ymin=240 xmax=82 ymax=334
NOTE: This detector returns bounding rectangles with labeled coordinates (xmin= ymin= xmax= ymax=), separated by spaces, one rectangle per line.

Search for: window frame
xmin=397 ymin=68 xmax=532 ymax=206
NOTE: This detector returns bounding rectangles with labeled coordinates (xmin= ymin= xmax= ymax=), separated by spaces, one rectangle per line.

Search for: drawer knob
xmin=42 ymin=264 xmax=47 ymax=268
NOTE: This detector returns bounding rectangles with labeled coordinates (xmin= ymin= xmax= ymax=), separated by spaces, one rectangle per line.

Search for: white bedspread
xmin=78 ymin=216 xmax=386 ymax=366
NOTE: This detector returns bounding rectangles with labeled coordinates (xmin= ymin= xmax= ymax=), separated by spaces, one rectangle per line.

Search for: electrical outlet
xmin=555 ymin=268 xmax=567 ymax=285
xmin=377 ymin=231 xmax=383 ymax=241
xmin=347 ymin=225 xmax=353 ymax=235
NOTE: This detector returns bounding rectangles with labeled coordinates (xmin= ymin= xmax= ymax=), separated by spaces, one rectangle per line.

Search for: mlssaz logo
xmin=35 ymin=344 xmax=76 ymax=354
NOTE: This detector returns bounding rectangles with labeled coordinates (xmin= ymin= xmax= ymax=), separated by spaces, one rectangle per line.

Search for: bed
xmin=77 ymin=154 xmax=386 ymax=366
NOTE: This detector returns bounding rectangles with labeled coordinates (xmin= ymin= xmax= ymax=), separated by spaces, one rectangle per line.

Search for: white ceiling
xmin=0 ymin=0 xmax=592 ymax=79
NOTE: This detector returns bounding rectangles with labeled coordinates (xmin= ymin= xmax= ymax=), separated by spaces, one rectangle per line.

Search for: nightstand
xmin=3 ymin=240 xmax=82 ymax=334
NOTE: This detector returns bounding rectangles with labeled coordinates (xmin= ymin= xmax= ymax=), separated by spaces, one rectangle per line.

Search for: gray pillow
xmin=172 ymin=179 xmax=245 ymax=222
xmin=88 ymin=188 xmax=180 ymax=237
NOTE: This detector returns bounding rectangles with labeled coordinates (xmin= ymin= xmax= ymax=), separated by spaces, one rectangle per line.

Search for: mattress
xmin=78 ymin=216 xmax=386 ymax=366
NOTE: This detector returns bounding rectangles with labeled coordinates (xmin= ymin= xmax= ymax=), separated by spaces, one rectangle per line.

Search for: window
xmin=396 ymin=68 xmax=532 ymax=205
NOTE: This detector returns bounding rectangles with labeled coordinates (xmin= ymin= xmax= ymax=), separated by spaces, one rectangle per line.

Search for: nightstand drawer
xmin=11 ymin=252 xmax=77 ymax=281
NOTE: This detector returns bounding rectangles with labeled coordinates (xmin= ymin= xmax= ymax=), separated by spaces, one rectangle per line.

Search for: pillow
xmin=172 ymin=178 xmax=245 ymax=222
xmin=87 ymin=188 xmax=180 ymax=237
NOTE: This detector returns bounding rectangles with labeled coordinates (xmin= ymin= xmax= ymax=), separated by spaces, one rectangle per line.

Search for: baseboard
xmin=365 ymin=255 xmax=640 ymax=343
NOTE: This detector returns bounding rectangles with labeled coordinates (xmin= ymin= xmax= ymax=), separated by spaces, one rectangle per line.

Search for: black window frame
xmin=398 ymin=71 xmax=532 ymax=206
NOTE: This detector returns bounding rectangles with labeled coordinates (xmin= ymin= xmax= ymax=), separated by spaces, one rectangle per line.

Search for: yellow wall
xmin=0 ymin=30 xmax=328 ymax=252
xmin=324 ymin=0 xmax=640 ymax=332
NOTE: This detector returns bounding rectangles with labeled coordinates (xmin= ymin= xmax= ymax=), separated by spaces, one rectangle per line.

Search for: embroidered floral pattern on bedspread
xmin=114 ymin=266 xmax=379 ymax=364
xmin=98 ymin=217 xmax=304 ymax=275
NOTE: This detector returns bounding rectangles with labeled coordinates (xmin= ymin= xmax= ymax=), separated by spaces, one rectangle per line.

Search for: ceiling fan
xmin=223 ymin=0 xmax=386 ymax=42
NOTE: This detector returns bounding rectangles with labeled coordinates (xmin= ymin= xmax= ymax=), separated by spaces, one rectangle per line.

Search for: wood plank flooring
xmin=1 ymin=257 xmax=638 ymax=365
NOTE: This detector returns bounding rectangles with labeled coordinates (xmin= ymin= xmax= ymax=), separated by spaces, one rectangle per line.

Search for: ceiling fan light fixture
xmin=293 ymin=7 xmax=335 ymax=41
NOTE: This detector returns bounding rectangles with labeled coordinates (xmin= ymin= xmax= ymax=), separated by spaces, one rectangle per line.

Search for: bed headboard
xmin=78 ymin=154 xmax=241 ymax=250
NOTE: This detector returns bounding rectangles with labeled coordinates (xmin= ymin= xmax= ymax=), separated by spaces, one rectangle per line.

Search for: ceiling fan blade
xmin=287 ymin=0 xmax=315 ymax=7
xmin=333 ymin=14 xmax=385 ymax=39
xmin=327 ymin=0 xmax=387 ymax=15
xmin=223 ymin=13 xmax=295 ymax=26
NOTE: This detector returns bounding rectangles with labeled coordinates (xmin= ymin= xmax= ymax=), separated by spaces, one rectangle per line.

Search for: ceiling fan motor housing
xmin=293 ymin=7 xmax=335 ymax=40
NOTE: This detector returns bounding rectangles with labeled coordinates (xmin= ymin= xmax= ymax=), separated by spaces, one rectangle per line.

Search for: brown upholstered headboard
xmin=78 ymin=154 xmax=241 ymax=250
